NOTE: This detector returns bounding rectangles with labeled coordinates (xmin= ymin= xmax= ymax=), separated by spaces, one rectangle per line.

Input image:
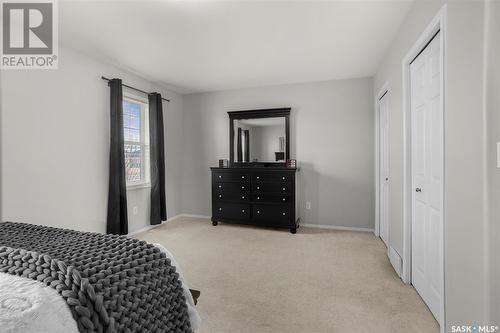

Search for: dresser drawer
xmin=252 ymin=173 xmax=292 ymax=183
xmin=253 ymin=204 xmax=293 ymax=225
xmin=252 ymin=182 xmax=292 ymax=193
xmin=214 ymin=182 xmax=249 ymax=193
xmin=253 ymin=194 xmax=291 ymax=203
xmin=214 ymin=192 xmax=249 ymax=202
xmin=214 ymin=203 xmax=250 ymax=220
xmin=213 ymin=172 xmax=249 ymax=182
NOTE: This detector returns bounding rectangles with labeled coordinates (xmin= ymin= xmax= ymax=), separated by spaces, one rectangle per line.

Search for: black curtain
xmin=149 ymin=93 xmax=167 ymax=225
xmin=244 ymin=130 xmax=250 ymax=162
xmin=106 ymin=79 xmax=128 ymax=235
xmin=237 ymin=127 xmax=242 ymax=162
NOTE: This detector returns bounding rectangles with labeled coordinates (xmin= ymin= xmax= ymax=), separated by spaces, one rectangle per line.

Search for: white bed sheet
xmin=0 ymin=244 xmax=201 ymax=332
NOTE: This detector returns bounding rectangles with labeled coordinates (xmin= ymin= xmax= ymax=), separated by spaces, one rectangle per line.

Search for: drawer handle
xmin=257 ymin=210 xmax=260 ymax=214
xmin=282 ymin=177 xmax=286 ymax=180
xmin=282 ymin=198 xmax=286 ymax=201
xmin=219 ymin=195 xmax=222 ymax=198
xmin=218 ymin=185 xmax=222 ymax=188
xmin=241 ymin=186 xmax=245 ymax=189
xmin=219 ymin=175 xmax=222 ymax=178
xmin=257 ymin=197 xmax=260 ymax=200
xmin=242 ymin=209 xmax=245 ymax=213
xmin=257 ymin=186 xmax=260 ymax=190
xmin=219 ymin=208 xmax=222 ymax=211
xmin=257 ymin=176 xmax=260 ymax=179
xmin=242 ymin=196 xmax=245 ymax=199
xmin=282 ymin=212 xmax=286 ymax=216
xmin=282 ymin=187 xmax=286 ymax=191
xmin=241 ymin=176 xmax=245 ymax=179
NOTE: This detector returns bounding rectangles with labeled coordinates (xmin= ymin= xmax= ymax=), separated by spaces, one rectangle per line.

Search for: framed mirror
xmin=229 ymin=108 xmax=290 ymax=166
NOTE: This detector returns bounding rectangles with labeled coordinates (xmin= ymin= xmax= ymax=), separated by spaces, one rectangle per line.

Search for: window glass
xmin=123 ymin=98 xmax=149 ymax=186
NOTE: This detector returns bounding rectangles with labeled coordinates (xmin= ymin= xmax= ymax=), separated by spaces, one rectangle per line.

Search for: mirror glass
xmin=233 ymin=117 xmax=286 ymax=163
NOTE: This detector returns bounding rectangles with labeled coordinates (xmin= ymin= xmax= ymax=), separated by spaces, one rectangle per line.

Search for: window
xmin=123 ymin=95 xmax=150 ymax=188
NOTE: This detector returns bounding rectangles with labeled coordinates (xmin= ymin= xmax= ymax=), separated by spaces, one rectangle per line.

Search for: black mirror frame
xmin=228 ymin=107 xmax=291 ymax=166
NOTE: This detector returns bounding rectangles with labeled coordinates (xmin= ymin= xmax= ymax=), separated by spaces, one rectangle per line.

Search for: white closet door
xmin=378 ymin=92 xmax=389 ymax=247
xmin=410 ymin=32 xmax=442 ymax=323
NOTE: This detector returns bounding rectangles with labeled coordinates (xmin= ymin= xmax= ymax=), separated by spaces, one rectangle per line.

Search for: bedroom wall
xmin=254 ymin=125 xmax=285 ymax=162
xmin=247 ymin=125 xmax=285 ymax=162
xmin=181 ymin=77 xmax=374 ymax=230
xmin=373 ymin=0 xmax=489 ymax=328
xmin=485 ymin=0 xmax=500 ymax=324
xmin=248 ymin=126 xmax=260 ymax=161
xmin=0 ymin=46 xmax=184 ymax=234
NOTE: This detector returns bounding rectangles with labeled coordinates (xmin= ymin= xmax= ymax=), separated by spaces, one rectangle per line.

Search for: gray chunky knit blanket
xmin=0 ymin=222 xmax=192 ymax=333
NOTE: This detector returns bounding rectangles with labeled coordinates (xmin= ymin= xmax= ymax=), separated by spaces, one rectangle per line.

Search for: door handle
xmin=415 ymin=188 xmax=422 ymax=192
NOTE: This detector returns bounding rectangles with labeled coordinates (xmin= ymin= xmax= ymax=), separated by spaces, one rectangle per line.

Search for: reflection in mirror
xmin=233 ymin=117 xmax=286 ymax=162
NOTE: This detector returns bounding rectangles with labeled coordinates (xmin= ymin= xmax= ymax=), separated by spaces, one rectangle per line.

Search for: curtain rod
xmin=101 ymin=76 xmax=171 ymax=102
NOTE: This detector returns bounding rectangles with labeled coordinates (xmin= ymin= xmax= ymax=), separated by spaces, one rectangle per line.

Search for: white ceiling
xmin=60 ymin=0 xmax=414 ymax=94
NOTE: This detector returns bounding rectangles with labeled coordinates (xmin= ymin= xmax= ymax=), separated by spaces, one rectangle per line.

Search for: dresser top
xmin=210 ymin=166 xmax=298 ymax=172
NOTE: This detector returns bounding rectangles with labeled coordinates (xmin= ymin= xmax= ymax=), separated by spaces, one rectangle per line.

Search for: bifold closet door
xmin=410 ymin=31 xmax=443 ymax=323
xmin=378 ymin=92 xmax=389 ymax=247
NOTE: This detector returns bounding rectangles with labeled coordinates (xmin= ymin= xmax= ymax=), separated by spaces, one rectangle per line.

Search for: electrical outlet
xmin=306 ymin=202 xmax=311 ymax=210
xmin=133 ymin=206 xmax=138 ymax=215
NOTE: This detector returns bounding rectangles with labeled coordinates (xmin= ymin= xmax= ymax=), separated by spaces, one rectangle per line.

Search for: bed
xmin=0 ymin=222 xmax=201 ymax=332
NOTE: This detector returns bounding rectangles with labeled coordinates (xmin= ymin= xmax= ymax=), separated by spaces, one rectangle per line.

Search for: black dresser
xmin=210 ymin=167 xmax=299 ymax=233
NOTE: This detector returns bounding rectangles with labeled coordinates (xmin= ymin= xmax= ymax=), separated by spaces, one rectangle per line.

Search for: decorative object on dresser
xmin=211 ymin=107 xmax=299 ymax=233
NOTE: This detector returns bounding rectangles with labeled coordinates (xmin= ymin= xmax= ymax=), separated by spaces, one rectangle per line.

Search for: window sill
xmin=127 ymin=183 xmax=151 ymax=191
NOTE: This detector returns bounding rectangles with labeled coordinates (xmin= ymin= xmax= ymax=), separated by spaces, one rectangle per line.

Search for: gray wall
xmin=373 ymin=0 xmax=489 ymax=328
xmin=260 ymin=125 xmax=285 ymax=162
xmin=181 ymin=78 xmax=375 ymax=230
xmin=0 ymin=46 xmax=184 ymax=233
xmin=485 ymin=0 xmax=500 ymax=324
xmin=250 ymin=125 xmax=285 ymax=162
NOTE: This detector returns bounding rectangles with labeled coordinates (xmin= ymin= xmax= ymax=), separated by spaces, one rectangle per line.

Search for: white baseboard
xmin=388 ymin=246 xmax=403 ymax=277
xmin=178 ymin=217 xmax=374 ymax=233
xmin=129 ymin=215 xmax=374 ymax=235
xmin=127 ymin=214 xmax=183 ymax=236
xmin=301 ymin=223 xmax=374 ymax=233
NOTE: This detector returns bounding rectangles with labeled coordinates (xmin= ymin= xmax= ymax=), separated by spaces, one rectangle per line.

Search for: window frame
xmin=123 ymin=92 xmax=150 ymax=190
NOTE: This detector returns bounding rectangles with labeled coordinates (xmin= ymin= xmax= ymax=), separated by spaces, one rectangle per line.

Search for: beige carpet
xmin=135 ymin=217 xmax=439 ymax=333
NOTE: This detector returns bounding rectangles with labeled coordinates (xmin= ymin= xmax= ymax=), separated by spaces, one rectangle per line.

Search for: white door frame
xmin=374 ymin=81 xmax=390 ymax=254
xmin=401 ymin=5 xmax=446 ymax=331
